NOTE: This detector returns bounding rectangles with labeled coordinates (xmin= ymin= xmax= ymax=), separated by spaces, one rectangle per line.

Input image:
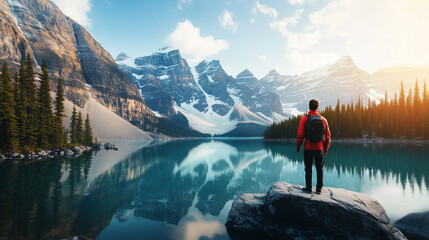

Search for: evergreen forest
xmin=265 ymin=81 xmax=429 ymax=140
xmin=0 ymin=54 xmax=93 ymax=153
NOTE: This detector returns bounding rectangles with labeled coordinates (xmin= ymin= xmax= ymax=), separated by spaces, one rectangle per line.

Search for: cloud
xmin=218 ymin=10 xmax=238 ymax=32
xmin=166 ymin=20 xmax=229 ymax=64
xmin=252 ymin=2 xmax=278 ymax=20
xmin=270 ymin=9 xmax=304 ymax=36
xmin=51 ymin=0 xmax=92 ymax=27
xmin=304 ymin=0 xmax=429 ymax=71
xmin=178 ymin=0 xmax=192 ymax=10
xmin=288 ymin=0 xmax=306 ymax=5
xmin=271 ymin=0 xmax=429 ymax=73
xmin=259 ymin=55 xmax=267 ymax=61
xmin=286 ymin=50 xmax=340 ymax=73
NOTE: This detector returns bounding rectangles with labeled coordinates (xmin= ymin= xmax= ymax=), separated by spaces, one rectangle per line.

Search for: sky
xmin=51 ymin=0 xmax=429 ymax=79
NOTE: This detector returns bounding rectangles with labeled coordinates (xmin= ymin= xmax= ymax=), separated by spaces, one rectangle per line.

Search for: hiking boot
xmin=302 ymin=187 xmax=312 ymax=193
xmin=315 ymin=188 xmax=322 ymax=194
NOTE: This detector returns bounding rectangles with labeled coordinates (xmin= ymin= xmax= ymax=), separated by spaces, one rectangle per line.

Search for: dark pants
xmin=304 ymin=150 xmax=324 ymax=190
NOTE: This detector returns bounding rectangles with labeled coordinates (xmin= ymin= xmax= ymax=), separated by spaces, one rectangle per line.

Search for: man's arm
xmin=323 ymin=118 xmax=331 ymax=156
xmin=296 ymin=116 xmax=306 ymax=153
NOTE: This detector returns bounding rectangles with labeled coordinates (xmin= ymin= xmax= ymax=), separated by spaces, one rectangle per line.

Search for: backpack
xmin=306 ymin=114 xmax=326 ymax=143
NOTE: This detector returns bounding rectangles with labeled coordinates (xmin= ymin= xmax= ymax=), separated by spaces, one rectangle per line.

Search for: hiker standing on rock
xmin=296 ymin=99 xmax=331 ymax=194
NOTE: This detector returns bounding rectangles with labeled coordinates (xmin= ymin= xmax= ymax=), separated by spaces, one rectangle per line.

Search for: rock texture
xmin=0 ymin=0 xmax=157 ymax=131
xmin=395 ymin=211 xmax=429 ymax=240
xmin=195 ymin=60 xmax=234 ymax=116
xmin=226 ymin=182 xmax=406 ymax=240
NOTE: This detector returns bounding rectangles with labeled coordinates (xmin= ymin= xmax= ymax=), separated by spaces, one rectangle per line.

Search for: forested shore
xmin=0 ymin=54 xmax=94 ymax=155
xmin=265 ymin=81 xmax=429 ymax=140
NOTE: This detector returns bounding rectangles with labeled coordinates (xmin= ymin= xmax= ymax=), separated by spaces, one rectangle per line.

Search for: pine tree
xmin=83 ymin=113 xmax=93 ymax=146
xmin=53 ymin=77 xmax=66 ymax=148
xmin=15 ymin=61 xmax=29 ymax=151
xmin=0 ymin=61 xmax=19 ymax=152
xmin=24 ymin=53 xmax=39 ymax=149
xmin=413 ymin=79 xmax=421 ymax=114
xmin=70 ymin=106 xmax=78 ymax=144
xmin=76 ymin=111 xmax=84 ymax=144
xmin=37 ymin=59 xmax=54 ymax=149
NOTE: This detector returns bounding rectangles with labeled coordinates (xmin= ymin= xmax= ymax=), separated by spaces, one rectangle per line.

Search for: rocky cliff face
xmin=0 ymin=0 xmax=157 ymax=130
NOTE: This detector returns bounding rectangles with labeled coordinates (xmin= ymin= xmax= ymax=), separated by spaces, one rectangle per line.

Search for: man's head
xmin=309 ymin=99 xmax=319 ymax=111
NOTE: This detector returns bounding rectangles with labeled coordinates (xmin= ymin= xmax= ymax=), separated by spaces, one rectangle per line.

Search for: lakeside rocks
xmin=0 ymin=143 xmax=118 ymax=163
xmin=395 ymin=211 xmax=429 ymax=240
xmin=226 ymin=182 xmax=406 ymax=240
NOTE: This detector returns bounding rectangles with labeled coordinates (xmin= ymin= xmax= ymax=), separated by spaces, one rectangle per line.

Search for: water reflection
xmin=0 ymin=139 xmax=428 ymax=240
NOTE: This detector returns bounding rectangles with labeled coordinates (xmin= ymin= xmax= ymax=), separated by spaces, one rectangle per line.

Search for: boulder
xmin=11 ymin=153 xmax=20 ymax=158
xmin=93 ymin=143 xmax=104 ymax=151
xmin=71 ymin=147 xmax=83 ymax=155
xmin=104 ymin=143 xmax=114 ymax=149
xmin=395 ymin=211 xmax=429 ymax=240
xmin=64 ymin=149 xmax=74 ymax=157
xmin=37 ymin=150 xmax=47 ymax=156
xmin=226 ymin=182 xmax=406 ymax=240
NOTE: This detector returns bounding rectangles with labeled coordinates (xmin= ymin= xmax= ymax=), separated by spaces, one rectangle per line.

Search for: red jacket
xmin=296 ymin=110 xmax=331 ymax=152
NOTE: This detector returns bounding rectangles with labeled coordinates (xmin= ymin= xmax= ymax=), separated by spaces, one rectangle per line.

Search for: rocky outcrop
xmin=395 ymin=211 xmax=429 ymax=240
xmin=0 ymin=0 xmax=157 ymax=131
xmin=226 ymin=182 xmax=406 ymax=240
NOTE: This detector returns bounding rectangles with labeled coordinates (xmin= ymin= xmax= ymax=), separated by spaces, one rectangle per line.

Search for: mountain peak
xmin=266 ymin=69 xmax=280 ymax=77
xmin=115 ymin=52 xmax=130 ymax=62
xmin=195 ymin=59 xmax=223 ymax=76
xmin=332 ymin=56 xmax=355 ymax=68
xmin=156 ymin=47 xmax=179 ymax=55
xmin=236 ymin=69 xmax=254 ymax=79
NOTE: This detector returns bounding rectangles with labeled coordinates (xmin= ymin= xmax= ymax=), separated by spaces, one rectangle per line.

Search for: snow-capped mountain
xmin=260 ymin=56 xmax=382 ymax=114
xmin=195 ymin=60 xmax=234 ymax=116
xmin=373 ymin=66 xmax=429 ymax=97
xmin=116 ymin=48 xmax=283 ymax=135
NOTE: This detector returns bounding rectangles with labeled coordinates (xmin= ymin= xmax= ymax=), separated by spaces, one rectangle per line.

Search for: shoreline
xmin=0 ymin=142 xmax=119 ymax=163
xmin=264 ymin=137 xmax=429 ymax=145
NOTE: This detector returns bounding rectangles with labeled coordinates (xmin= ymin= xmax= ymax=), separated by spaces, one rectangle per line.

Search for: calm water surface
xmin=0 ymin=139 xmax=428 ymax=240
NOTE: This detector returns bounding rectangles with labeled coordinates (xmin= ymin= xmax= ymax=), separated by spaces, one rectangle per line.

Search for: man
xmin=296 ymin=99 xmax=331 ymax=194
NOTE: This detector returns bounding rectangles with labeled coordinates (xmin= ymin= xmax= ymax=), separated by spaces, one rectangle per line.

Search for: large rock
xmin=226 ymin=182 xmax=406 ymax=240
xmin=395 ymin=211 xmax=429 ymax=240
xmin=71 ymin=147 xmax=83 ymax=155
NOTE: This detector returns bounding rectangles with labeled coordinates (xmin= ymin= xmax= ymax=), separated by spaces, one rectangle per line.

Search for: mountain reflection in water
xmin=0 ymin=139 xmax=428 ymax=240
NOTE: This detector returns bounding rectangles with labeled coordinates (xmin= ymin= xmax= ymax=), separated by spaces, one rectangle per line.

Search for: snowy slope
xmin=261 ymin=56 xmax=381 ymax=114
xmin=60 ymin=87 xmax=157 ymax=140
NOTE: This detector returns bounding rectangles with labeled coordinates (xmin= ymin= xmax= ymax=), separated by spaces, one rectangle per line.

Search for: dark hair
xmin=309 ymin=99 xmax=319 ymax=111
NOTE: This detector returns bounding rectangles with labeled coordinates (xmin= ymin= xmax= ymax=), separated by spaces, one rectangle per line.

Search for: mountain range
xmin=116 ymin=48 xmax=282 ymax=136
xmin=1 ymin=0 xmax=429 ymax=138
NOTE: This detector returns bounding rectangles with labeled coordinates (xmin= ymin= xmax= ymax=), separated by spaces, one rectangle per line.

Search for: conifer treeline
xmin=265 ymin=80 xmax=429 ymax=140
xmin=0 ymin=54 xmax=94 ymax=153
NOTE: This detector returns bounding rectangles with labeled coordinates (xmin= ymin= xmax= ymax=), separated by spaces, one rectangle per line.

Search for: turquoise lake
xmin=0 ymin=139 xmax=428 ymax=240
